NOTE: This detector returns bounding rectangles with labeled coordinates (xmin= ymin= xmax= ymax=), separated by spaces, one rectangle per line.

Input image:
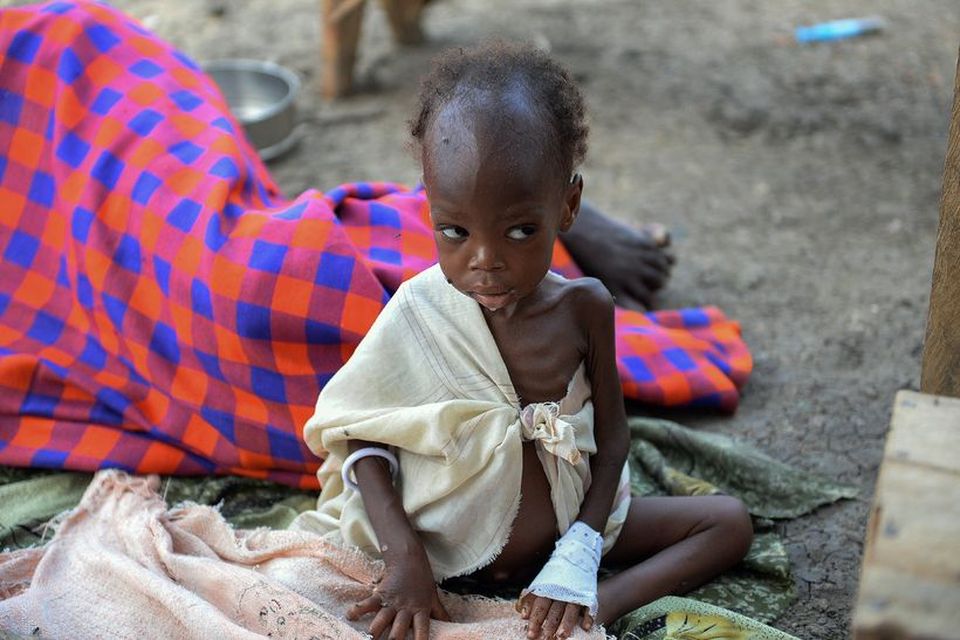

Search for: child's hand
xmin=346 ymin=554 xmax=450 ymax=640
xmin=518 ymin=593 xmax=592 ymax=639
xmin=517 ymin=521 xmax=603 ymax=638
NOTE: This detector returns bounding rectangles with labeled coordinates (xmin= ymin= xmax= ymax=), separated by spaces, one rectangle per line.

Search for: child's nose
xmin=469 ymin=243 xmax=505 ymax=271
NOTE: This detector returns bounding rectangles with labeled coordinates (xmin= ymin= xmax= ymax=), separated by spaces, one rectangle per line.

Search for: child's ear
xmin=560 ymin=173 xmax=583 ymax=232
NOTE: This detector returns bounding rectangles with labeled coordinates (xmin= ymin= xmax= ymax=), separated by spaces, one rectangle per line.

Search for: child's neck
xmin=480 ymin=300 xmax=520 ymax=320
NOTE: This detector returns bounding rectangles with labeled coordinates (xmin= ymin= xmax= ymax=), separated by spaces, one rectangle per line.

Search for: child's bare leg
xmin=595 ymin=495 xmax=753 ymax=626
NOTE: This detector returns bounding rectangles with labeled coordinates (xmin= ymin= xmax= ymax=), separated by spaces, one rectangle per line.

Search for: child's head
xmin=410 ymin=42 xmax=589 ymax=312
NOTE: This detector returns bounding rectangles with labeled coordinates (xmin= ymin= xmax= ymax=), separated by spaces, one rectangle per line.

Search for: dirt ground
xmin=101 ymin=1 xmax=960 ymax=637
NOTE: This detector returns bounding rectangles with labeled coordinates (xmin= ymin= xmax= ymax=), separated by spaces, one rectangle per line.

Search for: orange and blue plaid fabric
xmin=0 ymin=2 xmax=751 ymax=488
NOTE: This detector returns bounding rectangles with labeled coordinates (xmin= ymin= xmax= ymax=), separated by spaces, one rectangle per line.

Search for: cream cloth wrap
xmin=292 ymin=264 xmax=631 ymax=581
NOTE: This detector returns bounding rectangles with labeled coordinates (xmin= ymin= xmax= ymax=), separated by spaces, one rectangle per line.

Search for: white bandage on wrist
xmin=520 ymin=521 xmax=603 ymax=617
xmin=340 ymin=446 xmax=399 ymax=492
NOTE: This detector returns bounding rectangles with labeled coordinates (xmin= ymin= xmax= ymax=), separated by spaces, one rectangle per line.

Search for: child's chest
xmin=484 ymin=304 xmax=587 ymax=405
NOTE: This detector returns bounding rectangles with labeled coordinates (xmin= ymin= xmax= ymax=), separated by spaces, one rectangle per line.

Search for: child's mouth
xmin=472 ymin=290 xmax=512 ymax=310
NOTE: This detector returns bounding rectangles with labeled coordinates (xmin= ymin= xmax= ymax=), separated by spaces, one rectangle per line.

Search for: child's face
xmin=422 ymin=101 xmax=581 ymax=313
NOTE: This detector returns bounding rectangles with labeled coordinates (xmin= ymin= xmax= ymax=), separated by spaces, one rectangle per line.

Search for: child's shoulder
xmin=544 ymin=273 xmax=616 ymax=340
xmin=547 ymin=272 xmax=615 ymax=312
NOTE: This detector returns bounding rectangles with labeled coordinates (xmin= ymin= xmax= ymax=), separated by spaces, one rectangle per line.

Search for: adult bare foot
xmin=562 ymin=199 xmax=675 ymax=310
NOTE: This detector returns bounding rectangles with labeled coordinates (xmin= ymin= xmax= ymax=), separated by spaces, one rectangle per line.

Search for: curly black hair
xmin=410 ymin=40 xmax=588 ymax=180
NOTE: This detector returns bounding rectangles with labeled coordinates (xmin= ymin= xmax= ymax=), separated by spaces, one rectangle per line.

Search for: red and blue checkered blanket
xmin=0 ymin=1 xmax=751 ymax=488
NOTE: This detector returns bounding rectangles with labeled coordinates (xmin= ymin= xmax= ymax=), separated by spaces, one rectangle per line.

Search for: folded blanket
xmin=0 ymin=0 xmax=751 ymax=488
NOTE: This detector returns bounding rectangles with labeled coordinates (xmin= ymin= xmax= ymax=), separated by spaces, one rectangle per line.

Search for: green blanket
xmin=0 ymin=417 xmax=855 ymax=636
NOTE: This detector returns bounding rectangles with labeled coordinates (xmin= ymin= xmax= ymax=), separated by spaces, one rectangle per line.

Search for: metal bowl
xmin=203 ymin=59 xmax=301 ymax=161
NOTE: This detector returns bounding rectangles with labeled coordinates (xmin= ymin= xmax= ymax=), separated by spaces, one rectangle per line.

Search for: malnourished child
xmin=294 ymin=42 xmax=754 ymax=640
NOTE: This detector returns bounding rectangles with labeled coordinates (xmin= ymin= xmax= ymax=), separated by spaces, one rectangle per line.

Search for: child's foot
xmin=562 ymin=200 xmax=675 ymax=310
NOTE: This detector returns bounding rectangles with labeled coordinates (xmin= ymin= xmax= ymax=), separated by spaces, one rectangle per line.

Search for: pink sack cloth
xmin=0 ymin=470 xmax=609 ymax=639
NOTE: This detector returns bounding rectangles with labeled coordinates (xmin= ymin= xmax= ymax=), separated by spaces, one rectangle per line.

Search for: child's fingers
xmin=539 ymin=600 xmax=566 ymax=639
xmin=556 ymin=603 xmax=583 ymax=639
xmin=413 ymin=611 xmax=431 ymax=640
xmin=581 ymin=611 xmax=594 ymax=631
xmin=388 ymin=609 xmax=412 ymax=640
xmin=347 ymin=594 xmax=382 ymax=620
xmin=517 ymin=593 xmax=534 ymax=618
xmin=526 ymin=596 xmax=553 ymax=638
xmin=368 ymin=606 xmax=396 ymax=639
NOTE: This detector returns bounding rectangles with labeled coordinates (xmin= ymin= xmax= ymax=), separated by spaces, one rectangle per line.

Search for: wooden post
xmin=321 ymin=0 xmax=367 ymax=99
xmin=921 ymin=47 xmax=960 ymax=397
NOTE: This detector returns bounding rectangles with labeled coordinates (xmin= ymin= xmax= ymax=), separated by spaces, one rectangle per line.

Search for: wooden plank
xmin=852 ymin=390 xmax=960 ymax=639
xmin=921 ymin=46 xmax=960 ymax=397
xmin=883 ymin=392 xmax=960 ymax=474
xmin=855 ymin=567 xmax=960 ymax=639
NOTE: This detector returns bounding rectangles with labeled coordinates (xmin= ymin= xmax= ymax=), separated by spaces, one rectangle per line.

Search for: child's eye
xmin=506 ymin=225 xmax=537 ymax=240
xmin=439 ymin=226 xmax=468 ymax=239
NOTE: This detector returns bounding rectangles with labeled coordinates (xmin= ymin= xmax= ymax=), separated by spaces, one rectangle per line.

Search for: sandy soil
xmin=97 ymin=0 xmax=960 ymax=637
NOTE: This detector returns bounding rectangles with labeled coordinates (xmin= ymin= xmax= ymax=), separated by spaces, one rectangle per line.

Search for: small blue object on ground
xmin=795 ymin=16 xmax=886 ymax=43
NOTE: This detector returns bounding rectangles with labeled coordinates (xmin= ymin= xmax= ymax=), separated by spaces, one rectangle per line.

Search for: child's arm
xmin=576 ymin=280 xmax=631 ymax=531
xmin=343 ymin=439 xmax=451 ymax=640
xmin=521 ymin=280 xmax=629 ymax=639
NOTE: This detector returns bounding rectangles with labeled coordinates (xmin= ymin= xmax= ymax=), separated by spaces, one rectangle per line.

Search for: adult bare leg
xmin=561 ymin=200 xmax=675 ymax=310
